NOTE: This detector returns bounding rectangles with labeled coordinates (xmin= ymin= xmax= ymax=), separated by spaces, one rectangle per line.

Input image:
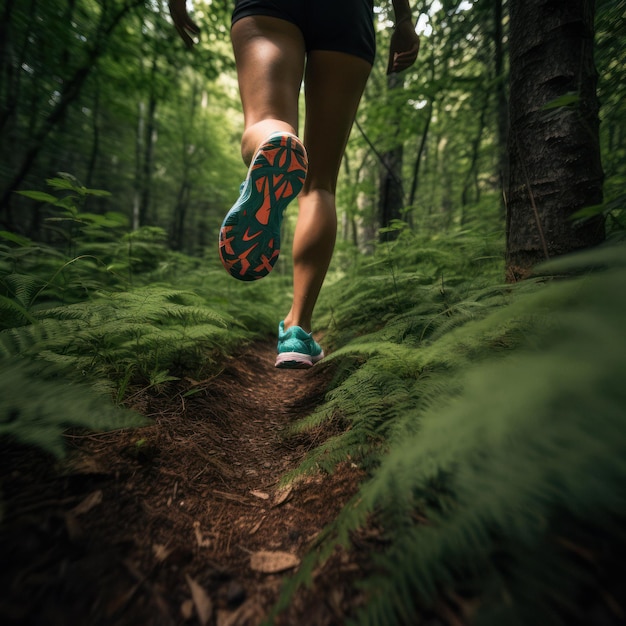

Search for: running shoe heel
xmin=275 ymin=321 xmax=324 ymax=369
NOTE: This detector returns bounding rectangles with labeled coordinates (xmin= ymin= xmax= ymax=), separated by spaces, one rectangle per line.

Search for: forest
xmin=1 ymin=0 xmax=626 ymax=624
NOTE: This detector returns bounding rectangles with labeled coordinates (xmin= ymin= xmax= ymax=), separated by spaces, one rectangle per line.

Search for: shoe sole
xmin=275 ymin=351 xmax=324 ymax=369
xmin=219 ymin=132 xmax=307 ymax=281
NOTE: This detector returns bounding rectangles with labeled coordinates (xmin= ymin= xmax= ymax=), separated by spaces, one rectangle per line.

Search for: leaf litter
xmin=0 ymin=340 xmax=368 ymax=625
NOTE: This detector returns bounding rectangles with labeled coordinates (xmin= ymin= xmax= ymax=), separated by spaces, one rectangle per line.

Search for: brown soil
xmin=0 ymin=341 xmax=371 ymax=626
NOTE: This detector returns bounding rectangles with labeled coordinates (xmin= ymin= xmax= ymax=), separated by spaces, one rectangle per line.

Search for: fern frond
xmin=282 ymin=243 xmax=626 ymax=626
xmin=0 ymin=357 xmax=146 ymax=457
xmin=0 ymin=295 xmax=37 ymax=329
xmin=3 ymin=273 xmax=42 ymax=308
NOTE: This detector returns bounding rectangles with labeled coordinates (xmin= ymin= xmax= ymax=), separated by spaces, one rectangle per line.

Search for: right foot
xmin=219 ymin=132 xmax=308 ymax=281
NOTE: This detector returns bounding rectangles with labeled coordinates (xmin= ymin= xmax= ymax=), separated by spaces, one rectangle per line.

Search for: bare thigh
xmin=230 ymin=16 xmax=306 ymax=134
xmin=303 ymin=51 xmax=372 ymax=194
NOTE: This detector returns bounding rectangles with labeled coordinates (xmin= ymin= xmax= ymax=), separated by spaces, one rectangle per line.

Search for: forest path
xmin=1 ymin=340 xmax=365 ymax=625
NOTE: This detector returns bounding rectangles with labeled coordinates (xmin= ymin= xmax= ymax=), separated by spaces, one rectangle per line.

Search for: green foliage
xmin=286 ymin=229 xmax=507 ymax=476
xmin=0 ymin=357 xmax=146 ymax=458
xmin=322 ymin=227 xmax=506 ymax=347
xmin=1 ymin=176 xmax=137 ymax=316
xmin=26 ymin=287 xmax=242 ymax=390
xmin=0 ymin=182 xmax=285 ymax=456
xmin=596 ymin=0 xmax=626 ymax=224
xmin=277 ymin=238 xmax=626 ymax=625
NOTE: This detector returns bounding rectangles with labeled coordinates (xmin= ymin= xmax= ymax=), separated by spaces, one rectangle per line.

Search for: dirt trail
xmin=0 ymin=341 xmax=366 ymax=625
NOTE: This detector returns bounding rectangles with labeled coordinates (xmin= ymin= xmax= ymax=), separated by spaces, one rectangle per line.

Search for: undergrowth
xmin=275 ymin=232 xmax=626 ymax=626
xmin=0 ymin=176 xmax=290 ymax=457
xmin=5 ymin=176 xmax=625 ymax=625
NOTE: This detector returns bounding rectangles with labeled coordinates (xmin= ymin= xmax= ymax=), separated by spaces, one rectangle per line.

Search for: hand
xmin=168 ymin=0 xmax=200 ymax=48
xmin=387 ymin=19 xmax=420 ymax=74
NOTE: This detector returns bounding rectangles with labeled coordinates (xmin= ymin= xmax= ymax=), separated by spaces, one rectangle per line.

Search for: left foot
xmin=219 ymin=132 xmax=308 ymax=281
xmin=275 ymin=321 xmax=324 ymax=369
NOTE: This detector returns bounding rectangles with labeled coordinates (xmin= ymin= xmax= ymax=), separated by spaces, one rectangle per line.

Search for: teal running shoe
xmin=275 ymin=321 xmax=324 ymax=369
xmin=219 ymin=131 xmax=308 ymax=281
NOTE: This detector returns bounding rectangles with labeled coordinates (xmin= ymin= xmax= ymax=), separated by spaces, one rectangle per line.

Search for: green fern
xmin=0 ymin=357 xmax=146 ymax=457
xmin=276 ymin=241 xmax=626 ymax=626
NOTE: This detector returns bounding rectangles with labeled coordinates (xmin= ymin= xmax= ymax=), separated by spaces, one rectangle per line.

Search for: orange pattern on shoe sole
xmin=289 ymin=151 xmax=304 ymax=172
xmin=220 ymin=135 xmax=307 ymax=279
xmin=256 ymin=179 xmax=272 ymax=225
xmin=220 ymin=226 xmax=235 ymax=256
xmin=254 ymin=249 xmax=280 ymax=274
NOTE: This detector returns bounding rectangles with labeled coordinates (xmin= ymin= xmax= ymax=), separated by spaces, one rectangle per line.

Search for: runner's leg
xmin=282 ymin=51 xmax=372 ymax=332
xmin=230 ymin=16 xmax=305 ymax=165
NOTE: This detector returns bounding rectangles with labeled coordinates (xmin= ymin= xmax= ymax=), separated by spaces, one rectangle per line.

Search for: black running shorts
xmin=232 ymin=0 xmax=376 ymax=65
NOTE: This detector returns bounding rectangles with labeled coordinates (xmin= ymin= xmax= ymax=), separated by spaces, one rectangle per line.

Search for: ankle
xmin=283 ymin=317 xmax=311 ymax=333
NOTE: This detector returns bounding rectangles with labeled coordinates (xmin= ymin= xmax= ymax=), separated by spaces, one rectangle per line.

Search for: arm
xmin=387 ymin=0 xmax=420 ymax=74
xmin=168 ymin=0 xmax=200 ymax=48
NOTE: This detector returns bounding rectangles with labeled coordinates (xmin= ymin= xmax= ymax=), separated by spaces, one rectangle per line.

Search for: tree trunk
xmin=493 ymin=0 xmax=508 ymax=214
xmin=132 ymin=101 xmax=145 ymax=231
xmin=379 ymin=143 xmax=404 ymax=240
xmin=170 ymin=179 xmax=191 ymax=251
xmin=85 ymin=77 xmax=101 ymax=188
xmin=139 ymin=81 xmax=157 ymax=227
xmin=461 ymin=89 xmax=489 ymax=210
xmin=409 ymin=100 xmax=432 ymax=209
xmin=506 ymin=0 xmax=604 ymax=281
xmin=378 ymin=73 xmax=405 ymax=241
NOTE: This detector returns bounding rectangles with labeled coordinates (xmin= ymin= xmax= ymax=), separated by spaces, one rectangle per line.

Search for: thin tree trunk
xmin=171 ymin=179 xmax=191 ymax=251
xmin=133 ymin=101 xmax=145 ymax=231
xmin=85 ymin=77 xmax=101 ymax=188
xmin=139 ymin=73 xmax=157 ymax=227
xmin=506 ymin=0 xmax=604 ymax=281
xmin=379 ymin=143 xmax=404 ymax=239
xmin=379 ymin=72 xmax=405 ymax=241
xmin=461 ymin=90 xmax=489 ymax=208
xmin=409 ymin=100 xmax=432 ymax=209
xmin=493 ymin=0 xmax=508 ymax=214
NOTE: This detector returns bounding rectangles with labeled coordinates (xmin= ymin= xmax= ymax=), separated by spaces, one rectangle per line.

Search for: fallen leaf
xmin=273 ymin=486 xmax=292 ymax=506
xmin=193 ymin=520 xmax=211 ymax=548
xmin=180 ymin=598 xmax=194 ymax=620
xmin=71 ymin=490 xmax=103 ymax=516
xmin=249 ymin=551 xmax=300 ymax=574
xmin=185 ymin=574 xmax=213 ymax=626
xmin=250 ymin=490 xmax=270 ymax=500
xmin=152 ymin=543 xmax=172 ymax=562
xmin=249 ymin=516 xmax=266 ymax=535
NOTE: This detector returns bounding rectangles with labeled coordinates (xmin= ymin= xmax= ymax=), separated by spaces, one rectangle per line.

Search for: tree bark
xmin=379 ymin=142 xmax=404 ymax=240
xmin=139 ymin=67 xmax=158 ymax=227
xmin=132 ymin=101 xmax=145 ymax=231
xmin=378 ymin=72 xmax=405 ymax=241
xmin=85 ymin=77 xmax=102 ymax=188
xmin=493 ymin=0 xmax=508 ymax=214
xmin=506 ymin=0 xmax=604 ymax=281
xmin=170 ymin=179 xmax=191 ymax=251
xmin=461 ymin=89 xmax=489 ymax=209
xmin=409 ymin=100 xmax=432 ymax=209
